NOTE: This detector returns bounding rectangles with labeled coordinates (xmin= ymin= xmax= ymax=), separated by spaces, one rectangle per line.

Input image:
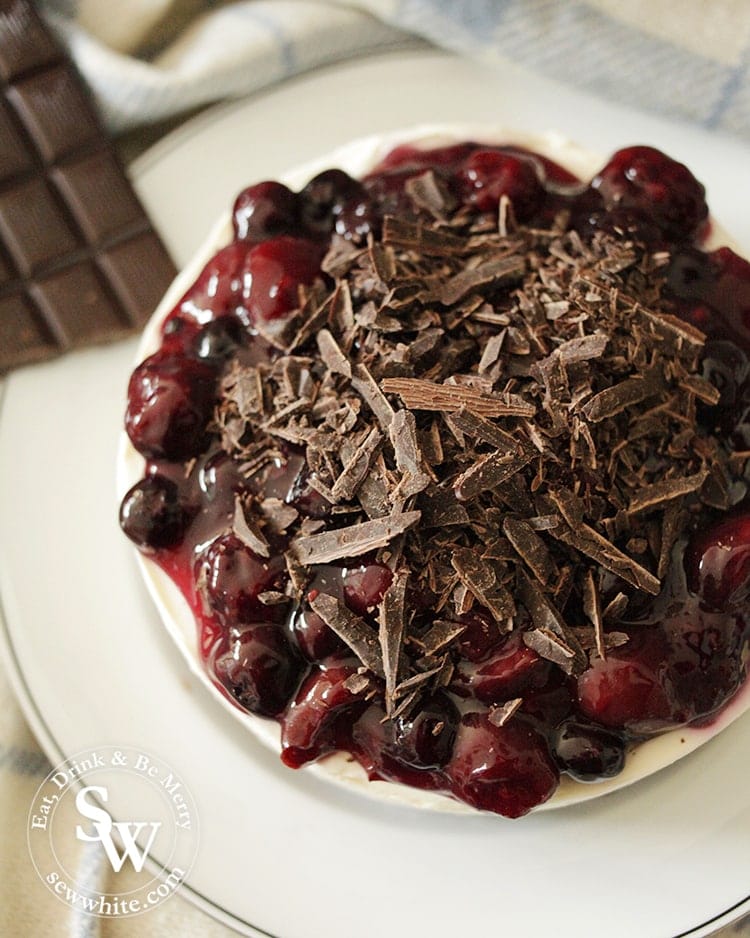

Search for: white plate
xmin=2 ymin=48 xmax=750 ymax=938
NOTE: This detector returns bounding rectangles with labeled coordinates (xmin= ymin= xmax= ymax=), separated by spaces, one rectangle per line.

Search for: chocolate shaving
xmin=316 ymin=328 xmax=352 ymax=378
xmin=582 ymin=568 xmax=605 ymax=658
xmin=489 ymin=698 xmax=523 ymax=727
xmin=404 ymin=169 xmax=456 ymax=219
xmin=552 ymin=523 xmax=661 ymax=595
xmin=454 ymin=448 xmax=535 ymax=501
xmin=523 ymin=628 xmax=577 ymax=671
xmin=579 ymin=372 xmax=663 ymax=422
xmin=330 ymin=427 xmax=383 ymax=502
xmin=343 ymin=673 xmax=371 ymax=695
xmin=289 ymin=511 xmax=421 ymax=565
xmin=381 ymin=378 xmax=536 ymax=418
xmin=309 ymin=593 xmax=384 ymax=677
xmin=351 ymin=363 xmax=395 ymax=429
xmin=439 ymin=255 xmax=525 ymax=304
xmin=451 ymin=547 xmax=515 ymax=624
xmin=258 ymin=590 xmax=290 ymax=606
xmin=393 ymin=660 xmax=446 ymax=699
xmin=232 ymin=496 xmax=270 ymax=558
xmin=626 ymin=470 xmax=708 ymax=515
xmin=502 ymin=517 xmax=556 ymax=583
xmin=448 ymin=406 xmax=519 ymax=450
xmin=389 ymin=409 xmax=431 ymax=498
xmin=379 ymin=570 xmax=408 ymax=714
xmin=259 ymin=498 xmax=299 ymax=534
xmin=517 ymin=573 xmax=586 ymax=675
xmin=413 ymin=619 xmax=467 ymax=656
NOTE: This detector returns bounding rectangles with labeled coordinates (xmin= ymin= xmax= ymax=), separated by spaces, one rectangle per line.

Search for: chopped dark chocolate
xmin=200 ymin=160 xmax=741 ymax=717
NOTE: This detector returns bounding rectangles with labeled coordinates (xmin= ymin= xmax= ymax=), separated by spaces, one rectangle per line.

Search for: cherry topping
xmin=552 ymin=719 xmax=626 ymax=782
xmin=590 ymin=145 xmax=708 ymax=243
xmin=447 ymin=713 xmax=559 ymax=818
xmin=232 ymin=181 xmax=299 ymax=242
xmin=214 ymin=624 xmax=303 ymax=717
xmin=119 ymin=475 xmax=191 ymax=550
xmin=125 ymin=350 xmax=217 ymax=461
xmin=684 ymin=512 xmax=750 ymax=611
xmin=459 ymin=149 xmax=544 ymax=219
xmin=197 ymin=534 xmax=286 ymax=627
xmin=240 ymin=236 xmax=323 ymax=323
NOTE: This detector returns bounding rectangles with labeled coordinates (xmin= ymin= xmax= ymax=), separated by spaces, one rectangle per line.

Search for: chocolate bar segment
xmin=0 ymin=0 xmax=176 ymax=372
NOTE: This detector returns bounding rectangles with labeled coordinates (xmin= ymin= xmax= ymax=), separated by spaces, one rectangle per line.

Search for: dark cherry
xmin=552 ymin=719 xmax=626 ymax=782
xmin=280 ymin=657 xmax=369 ymax=767
xmin=454 ymin=631 xmax=551 ymax=703
xmin=334 ymin=196 xmax=380 ymax=242
xmin=447 ymin=712 xmax=559 ymax=818
xmin=695 ymin=340 xmax=750 ymax=437
xmin=119 ymin=475 xmax=190 ymax=550
xmin=590 ymin=145 xmax=708 ymax=242
xmin=290 ymin=566 xmax=347 ymax=660
xmin=685 ymin=512 xmax=750 ymax=611
xmin=350 ymin=704 xmax=444 ymax=789
xmin=214 ymin=624 xmax=303 ymax=717
xmin=125 ymin=349 xmax=217 ymax=461
xmin=299 ymin=169 xmax=367 ymax=236
xmin=197 ymin=533 xmax=286 ymax=627
xmin=197 ymin=450 xmax=246 ymax=503
xmin=454 ymin=607 xmax=505 ymax=662
xmin=575 ymin=628 xmax=675 ymax=734
xmin=459 ymin=149 xmax=544 ymax=220
xmin=194 ymin=315 xmax=244 ymax=360
xmin=390 ymin=692 xmax=460 ymax=770
xmin=572 ymin=193 xmax=663 ymax=246
xmin=664 ymin=601 xmax=749 ymax=720
xmin=342 ymin=563 xmax=393 ymax=616
xmin=362 ymin=169 xmax=418 ymax=217
xmin=232 ymin=181 xmax=299 ymax=242
xmin=175 ymin=242 xmax=248 ymax=324
xmin=665 ymin=246 xmax=750 ymax=354
xmin=240 ymin=236 xmax=323 ymax=323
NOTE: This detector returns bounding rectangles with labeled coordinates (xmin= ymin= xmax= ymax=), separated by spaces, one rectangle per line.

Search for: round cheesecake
xmin=118 ymin=124 xmax=750 ymax=816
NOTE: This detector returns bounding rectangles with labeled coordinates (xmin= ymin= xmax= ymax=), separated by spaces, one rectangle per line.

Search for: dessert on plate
xmin=119 ymin=126 xmax=750 ymax=818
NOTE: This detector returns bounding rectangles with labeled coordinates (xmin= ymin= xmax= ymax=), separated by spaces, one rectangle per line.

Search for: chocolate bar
xmin=0 ymin=0 xmax=176 ymax=371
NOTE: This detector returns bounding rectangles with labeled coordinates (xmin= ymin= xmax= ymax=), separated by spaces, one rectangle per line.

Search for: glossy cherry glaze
xmin=121 ymin=141 xmax=750 ymax=818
